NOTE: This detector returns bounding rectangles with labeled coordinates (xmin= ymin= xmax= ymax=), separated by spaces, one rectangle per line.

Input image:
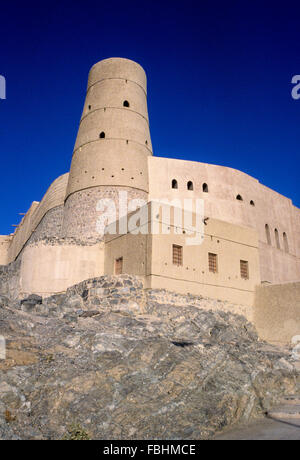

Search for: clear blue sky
xmin=0 ymin=0 xmax=299 ymax=235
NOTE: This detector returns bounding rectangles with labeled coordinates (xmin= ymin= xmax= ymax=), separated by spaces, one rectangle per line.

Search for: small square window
xmin=172 ymin=245 xmax=183 ymax=266
xmin=115 ymin=257 xmax=123 ymax=275
xmin=208 ymin=253 xmax=218 ymax=273
xmin=240 ymin=260 xmax=249 ymax=279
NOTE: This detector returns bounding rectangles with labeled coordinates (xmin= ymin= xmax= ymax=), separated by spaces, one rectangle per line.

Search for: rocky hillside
xmin=0 ymin=275 xmax=299 ymax=440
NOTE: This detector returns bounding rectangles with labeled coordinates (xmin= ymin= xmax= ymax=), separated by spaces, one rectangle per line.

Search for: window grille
xmin=240 ymin=260 xmax=249 ymax=279
xmin=208 ymin=253 xmax=218 ymax=273
xmin=172 ymin=245 xmax=183 ymax=266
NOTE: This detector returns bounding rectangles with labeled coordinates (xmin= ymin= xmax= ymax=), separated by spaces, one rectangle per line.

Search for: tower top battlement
xmin=87 ymin=57 xmax=147 ymax=93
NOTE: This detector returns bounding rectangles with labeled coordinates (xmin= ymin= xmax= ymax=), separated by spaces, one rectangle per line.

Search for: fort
xmin=0 ymin=57 xmax=299 ymax=344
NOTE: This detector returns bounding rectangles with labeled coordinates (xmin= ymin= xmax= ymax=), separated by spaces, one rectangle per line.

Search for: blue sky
xmin=0 ymin=0 xmax=299 ymax=234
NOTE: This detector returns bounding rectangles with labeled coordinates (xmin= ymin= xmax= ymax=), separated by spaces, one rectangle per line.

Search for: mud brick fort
xmin=0 ymin=58 xmax=299 ymax=344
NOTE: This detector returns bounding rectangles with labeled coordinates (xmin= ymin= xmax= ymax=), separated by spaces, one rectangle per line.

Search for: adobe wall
xmin=19 ymin=241 xmax=105 ymax=296
xmin=0 ymin=235 xmax=12 ymax=265
xmin=254 ymin=282 xmax=300 ymax=344
xmin=7 ymin=173 xmax=69 ymax=263
xmin=148 ymin=216 xmax=260 ymax=307
xmin=105 ymin=231 xmax=149 ymax=277
xmin=148 ymin=156 xmax=300 ymax=285
xmin=66 ymin=141 xmax=151 ymax=199
xmin=104 ymin=202 xmax=260 ymax=307
xmin=7 ymin=201 xmax=39 ymax=262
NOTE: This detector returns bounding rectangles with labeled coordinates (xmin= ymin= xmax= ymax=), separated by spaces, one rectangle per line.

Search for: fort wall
xmin=104 ymin=203 xmax=260 ymax=306
xmin=148 ymin=156 xmax=300 ymax=285
xmin=254 ymin=281 xmax=300 ymax=344
xmin=20 ymin=241 xmax=105 ymax=296
xmin=6 ymin=173 xmax=69 ymax=263
xmin=62 ymin=186 xmax=147 ymax=241
xmin=0 ymin=235 xmax=12 ymax=265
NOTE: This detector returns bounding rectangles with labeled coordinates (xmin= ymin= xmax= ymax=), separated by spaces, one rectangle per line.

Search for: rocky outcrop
xmin=0 ymin=275 xmax=299 ymax=440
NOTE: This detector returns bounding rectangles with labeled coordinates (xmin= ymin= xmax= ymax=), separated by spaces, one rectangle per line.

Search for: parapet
xmin=87 ymin=57 xmax=147 ymax=93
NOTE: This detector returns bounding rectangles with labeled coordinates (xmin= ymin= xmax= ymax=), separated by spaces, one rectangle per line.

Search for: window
xmin=88 ymin=105 xmax=91 ymax=110
xmin=172 ymin=245 xmax=183 ymax=266
xmin=265 ymin=224 xmax=271 ymax=245
xmin=123 ymin=100 xmax=130 ymax=107
xmin=283 ymin=232 xmax=289 ymax=253
xmin=240 ymin=260 xmax=249 ymax=279
xmin=187 ymin=181 xmax=193 ymax=191
xmin=208 ymin=253 xmax=218 ymax=273
xmin=114 ymin=257 xmax=123 ymax=275
xmin=275 ymin=228 xmax=280 ymax=249
xmin=99 ymin=132 xmax=105 ymax=138
xmin=250 ymin=200 xmax=255 ymax=206
xmin=202 ymin=183 xmax=208 ymax=193
xmin=236 ymin=194 xmax=243 ymax=201
xmin=172 ymin=179 xmax=178 ymax=189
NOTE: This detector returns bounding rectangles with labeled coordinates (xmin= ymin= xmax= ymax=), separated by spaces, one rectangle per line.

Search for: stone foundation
xmin=8 ymin=206 xmax=65 ymax=262
xmin=146 ymin=289 xmax=253 ymax=321
xmin=62 ymin=186 xmax=148 ymax=242
xmin=28 ymin=274 xmax=252 ymax=322
xmin=28 ymin=205 xmax=64 ymax=243
xmin=66 ymin=274 xmax=146 ymax=309
xmin=0 ymin=259 xmax=21 ymax=300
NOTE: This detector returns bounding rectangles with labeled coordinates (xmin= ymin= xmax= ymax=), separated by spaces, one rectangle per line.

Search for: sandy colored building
xmin=0 ymin=58 xmax=299 ymax=342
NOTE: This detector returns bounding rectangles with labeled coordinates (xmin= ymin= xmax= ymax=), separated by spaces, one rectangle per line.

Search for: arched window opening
xmin=88 ymin=105 xmax=91 ymax=110
xmin=275 ymin=228 xmax=280 ymax=249
xmin=250 ymin=200 xmax=255 ymax=206
xmin=236 ymin=194 xmax=243 ymax=201
xmin=172 ymin=179 xmax=178 ymax=189
xmin=99 ymin=132 xmax=105 ymax=139
xmin=283 ymin=232 xmax=289 ymax=253
xmin=265 ymin=224 xmax=271 ymax=245
xmin=123 ymin=100 xmax=130 ymax=108
xmin=202 ymin=183 xmax=208 ymax=193
xmin=187 ymin=181 xmax=193 ymax=191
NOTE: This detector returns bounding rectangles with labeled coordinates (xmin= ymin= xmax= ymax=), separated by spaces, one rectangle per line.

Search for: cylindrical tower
xmin=63 ymin=58 xmax=153 ymax=241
